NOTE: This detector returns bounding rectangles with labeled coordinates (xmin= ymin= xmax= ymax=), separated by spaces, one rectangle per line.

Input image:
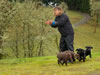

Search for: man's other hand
xmin=45 ymin=20 xmax=53 ymax=25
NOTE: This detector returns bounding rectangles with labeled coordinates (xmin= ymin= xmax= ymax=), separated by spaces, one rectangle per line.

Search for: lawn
xmin=0 ymin=53 xmax=100 ymax=75
xmin=0 ymin=9 xmax=100 ymax=75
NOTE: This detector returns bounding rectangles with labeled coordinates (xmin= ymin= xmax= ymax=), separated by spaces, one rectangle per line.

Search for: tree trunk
xmin=30 ymin=38 xmax=35 ymax=57
xmin=94 ymin=15 xmax=97 ymax=33
xmin=15 ymin=27 xmax=19 ymax=58
xmin=0 ymin=30 xmax=3 ymax=59
xmin=38 ymin=39 xmax=43 ymax=56
xmin=22 ymin=22 xmax=27 ymax=58
xmin=55 ymin=35 xmax=60 ymax=52
xmin=27 ymin=24 xmax=31 ymax=57
xmin=97 ymin=14 xmax=99 ymax=26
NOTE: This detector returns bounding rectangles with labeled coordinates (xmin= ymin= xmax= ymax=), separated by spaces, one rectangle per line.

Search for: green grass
xmin=67 ymin=11 xmax=82 ymax=24
xmin=0 ymin=53 xmax=100 ymax=75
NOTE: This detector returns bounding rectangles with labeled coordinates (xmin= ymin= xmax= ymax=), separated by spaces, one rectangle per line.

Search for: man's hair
xmin=54 ymin=6 xmax=63 ymax=11
xmin=54 ymin=6 xmax=64 ymax=15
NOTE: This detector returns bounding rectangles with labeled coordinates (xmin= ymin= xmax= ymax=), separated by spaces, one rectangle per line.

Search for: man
xmin=46 ymin=6 xmax=74 ymax=52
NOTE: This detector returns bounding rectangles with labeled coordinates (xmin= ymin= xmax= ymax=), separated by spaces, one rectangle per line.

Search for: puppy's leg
xmin=61 ymin=60 xmax=65 ymax=66
xmin=79 ymin=56 xmax=82 ymax=62
xmin=72 ymin=56 xmax=76 ymax=62
xmin=72 ymin=54 xmax=76 ymax=62
xmin=83 ymin=58 xmax=85 ymax=62
xmin=70 ymin=58 xmax=73 ymax=64
xmin=90 ymin=52 xmax=92 ymax=58
xmin=70 ymin=55 xmax=73 ymax=64
xmin=65 ymin=60 xmax=67 ymax=66
xmin=83 ymin=56 xmax=86 ymax=62
xmin=83 ymin=52 xmax=86 ymax=62
xmin=58 ymin=59 xmax=60 ymax=65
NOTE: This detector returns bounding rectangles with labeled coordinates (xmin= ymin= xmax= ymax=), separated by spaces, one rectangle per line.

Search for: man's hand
xmin=45 ymin=20 xmax=53 ymax=25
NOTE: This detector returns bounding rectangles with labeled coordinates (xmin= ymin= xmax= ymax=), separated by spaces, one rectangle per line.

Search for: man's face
xmin=54 ymin=9 xmax=61 ymax=16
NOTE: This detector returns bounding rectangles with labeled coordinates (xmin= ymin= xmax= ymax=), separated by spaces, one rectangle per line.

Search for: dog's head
xmin=85 ymin=46 xmax=93 ymax=50
xmin=76 ymin=48 xmax=81 ymax=52
xmin=76 ymin=48 xmax=84 ymax=54
xmin=75 ymin=53 xmax=80 ymax=60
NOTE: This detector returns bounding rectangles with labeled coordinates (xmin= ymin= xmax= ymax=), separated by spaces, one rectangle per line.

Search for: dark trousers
xmin=59 ymin=34 xmax=74 ymax=52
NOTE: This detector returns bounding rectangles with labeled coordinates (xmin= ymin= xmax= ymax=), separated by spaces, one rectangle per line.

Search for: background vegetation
xmin=0 ymin=0 xmax=83 ymax=58
xmin=0 ymin=0 xmax=100 ymax=75
xmin=0 ymin=0 xmax=100 ymax=58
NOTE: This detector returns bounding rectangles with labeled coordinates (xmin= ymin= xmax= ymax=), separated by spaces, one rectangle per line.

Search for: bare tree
xmin=55 ymin=35 xmax=60 ymax=52
xmin=38 ymin=39 xmax=44 ymax=56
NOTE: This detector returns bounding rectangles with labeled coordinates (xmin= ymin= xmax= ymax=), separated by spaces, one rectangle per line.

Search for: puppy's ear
xmin=85 ymin=46 xmax=87 ymax=48
xmin=85 ymin=46 xmax=93 ymax=49
xmin=85 ymin=46 xmax=89 ymax=48
xmin=91 ymin=47 xmax=93 ymax=49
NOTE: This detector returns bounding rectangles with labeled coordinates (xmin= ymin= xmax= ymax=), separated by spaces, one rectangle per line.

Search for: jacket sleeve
xmin=50 ymin=17 xmax=58 ymax=28
xmin=56 ymin=16 xmax=68 ymax=26
xmin=51 ymin=16 xmax=67 ymax=28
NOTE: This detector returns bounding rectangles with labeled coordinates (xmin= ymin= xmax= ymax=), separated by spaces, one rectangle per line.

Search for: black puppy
xmin=85 ymin=46 xmax=93 ymax=58
xmin=76 ymin=48 xmax=86 ymax=62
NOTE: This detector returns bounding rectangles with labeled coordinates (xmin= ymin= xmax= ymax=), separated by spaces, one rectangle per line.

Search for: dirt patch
xmin=86 ymin=70 xmax=100 ymax=75
xmin=67 ymin=67 xmax=89 ymax=72
xmin=74 ymin=13 xmax=91 ymax=27
xmin=95 ymin=59 xmax=100 ymax=61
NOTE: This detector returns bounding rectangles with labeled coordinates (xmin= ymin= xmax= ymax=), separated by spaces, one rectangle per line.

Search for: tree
xmin=0 ymin=0 xmax=56 ymax=58
xmin=0 ymin=0 xmax=16 ymax=59
xmin=91 ymin=1 xmax=100 ymax=33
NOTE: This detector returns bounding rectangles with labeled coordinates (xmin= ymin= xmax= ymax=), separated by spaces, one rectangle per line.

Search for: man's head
xmin=54 ymin=6 xmax=63 ymax=16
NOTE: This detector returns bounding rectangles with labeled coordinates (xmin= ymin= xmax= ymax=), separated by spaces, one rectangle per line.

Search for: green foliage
xmin=0 ymin=1 xmax=85 ymax=59
xmin=0 ymin=0 xmax=16 ymax=58
xmin=2 ymin=1 xmax=56 ymax=58
xmin=80 ymin=0 xmax=90 ymax=13
xmin=65 ymin=0 xmax=90 ymax=13
xmin=91 ymin=2 xmax=100 ymax=15
xmin=90 ymin=0 xmax=100 ymax=25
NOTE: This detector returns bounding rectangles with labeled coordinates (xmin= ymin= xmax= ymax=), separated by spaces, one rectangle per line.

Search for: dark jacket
xmin=51 ymin=13 xmax=74 ymax=36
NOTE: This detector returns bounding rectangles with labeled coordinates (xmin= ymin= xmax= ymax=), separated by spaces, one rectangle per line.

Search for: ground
xmin=0 ymin=10 xmax=100 ymax=75
xmin=0 ymin=54 xmax=100 ymax=75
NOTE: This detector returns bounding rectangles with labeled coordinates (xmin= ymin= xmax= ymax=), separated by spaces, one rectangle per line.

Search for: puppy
xmin=57 ymin=52 xmax=73 ymax=66
xmin=64 ymin=50 xmax=76 ymax=62
xmin=75 ymin=53 xmax=80 ymax=61
xmin=85 ymin=46 xmax=93 ymax=58
xmin=76 ymin=48 xmax=86 ymax=62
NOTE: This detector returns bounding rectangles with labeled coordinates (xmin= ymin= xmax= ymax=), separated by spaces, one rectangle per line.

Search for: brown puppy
xmin=64 ymin=50 xmax=80 ymax=61
xmin=57 ymin=52 xmax=73 ymax=66
xmin=64 ymin=50 xmax=76 ymax=62
xmin=75 ymin=53 xmax=80 ymax=61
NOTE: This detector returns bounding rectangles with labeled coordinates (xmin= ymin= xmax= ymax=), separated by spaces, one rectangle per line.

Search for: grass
xmin=67 ymin=11 xmax=82 ymax=24
xmin=0 ymin=53 xmax=100 ymax=75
